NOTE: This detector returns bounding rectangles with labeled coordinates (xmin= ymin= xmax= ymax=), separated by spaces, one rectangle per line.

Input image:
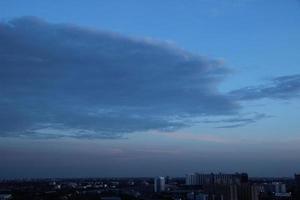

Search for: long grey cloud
xmin=204 ymin=113 xmax=271 ymax=128
xmin=0 ymin=17 xmax=239 ymax=138
xmin=229 ymin=74 xmax=300 ymax=101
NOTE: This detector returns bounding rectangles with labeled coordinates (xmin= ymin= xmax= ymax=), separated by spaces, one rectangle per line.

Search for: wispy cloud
xmin=229 ymin=74 xmax=300 ymax=101
xmin=162 ymin=132 xmax=238 ymax=144
xmin=202 ymin=113 xmax=271 ymax=128
xmin=0 ymin=16 xmax=239 ymax=138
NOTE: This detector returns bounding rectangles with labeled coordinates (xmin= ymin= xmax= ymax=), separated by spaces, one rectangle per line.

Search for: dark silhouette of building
xmin=240 ymin=173 xmax=249 ymax=183
xmin=295 ymin=174 xmax=300 ymax=199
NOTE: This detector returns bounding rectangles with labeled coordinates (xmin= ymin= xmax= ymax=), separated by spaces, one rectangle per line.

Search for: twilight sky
xmin=0 ymin=0 xmax=300 ymax=178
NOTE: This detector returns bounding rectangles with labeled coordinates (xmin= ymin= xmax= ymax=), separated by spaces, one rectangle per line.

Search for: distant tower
xmin=295 ymin=174 xmax=300 ymax=198
xmin=154 ymin=176 xmax=165 ymax=192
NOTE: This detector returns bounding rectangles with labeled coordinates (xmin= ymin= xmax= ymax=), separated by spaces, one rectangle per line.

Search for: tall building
xmin=240 ymin=173 xmax=249 ymax=183
xmin=154 ymin=176 xmax=165 ymax=193
xmin=202 ymin=183 xmax=261 ymax=200
xmin=262 ymin=182 xmax=286 ymax=194
xmin=186 ymin=173 xmax=199 ymax=186
xmin=236 ymin=184 xmax=261 ymax=200
xmin=295 ymin=174 xmax=300 ymax=199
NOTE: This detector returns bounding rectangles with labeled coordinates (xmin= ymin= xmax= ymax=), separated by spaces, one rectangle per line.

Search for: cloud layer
xmin=0 ymin=17 xmax=239 ymax=138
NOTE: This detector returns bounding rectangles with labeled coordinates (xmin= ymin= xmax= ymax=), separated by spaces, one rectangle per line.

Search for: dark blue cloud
xmin=0 ymin=17 xmax=239 ymax=138
xmin=229 ymin=74 xmax=300 ymax=101
xmin=202 ymin=113 xmax=271 ymax=128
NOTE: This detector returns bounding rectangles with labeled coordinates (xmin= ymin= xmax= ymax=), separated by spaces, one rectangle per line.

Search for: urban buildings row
xmin=185 ymin=172 xmax=248 ymax=186
xmin=153 ymin=172 xmax=297 ymax=200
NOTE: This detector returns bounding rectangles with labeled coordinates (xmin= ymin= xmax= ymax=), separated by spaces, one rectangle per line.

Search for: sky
xmin=0 ymin=0 xmax=300 ymax=178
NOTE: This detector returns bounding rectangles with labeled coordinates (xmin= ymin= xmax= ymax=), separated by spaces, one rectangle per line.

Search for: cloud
xmin=162 ymin=132 xmax=238 ymax=144
xmin=229 ymin=74 xmax=300 ymax=101
xmin=0 ymin=16 xmax=239 ymax=138
xmin=202 ymin=113 xmax=270 ymax=128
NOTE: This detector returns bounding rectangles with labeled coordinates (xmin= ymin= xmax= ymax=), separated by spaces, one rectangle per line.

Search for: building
xmin=0 ymin=194 xmax=12 ymax=200
xmin=198 ymin=173 xmax=215 ymax=185
xmin=201 ymin=183 xmax=261 ymax=200
xmin=185 ymin=172 xmax=248 ymax=186
xmin=195 ymin=193 xmax=209 ymax=200
xmin=262 ymin=182 xmax=286 ymax=194
xmin=187 ymin=192 xmax=210 ymax=200
xmin=186 ymin=173 xmax=200 ymax=186
xmin=236 ymin=184 xmax=261 ymax=200
xmin=154 ymin=176 xmax=165 ymax=193
xmin=295 ymin=174 xmax=300 ymax=199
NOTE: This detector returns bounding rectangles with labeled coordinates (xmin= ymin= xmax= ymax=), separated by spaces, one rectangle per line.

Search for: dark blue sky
xmin=0 ymin=0 xmax=300 ymax=178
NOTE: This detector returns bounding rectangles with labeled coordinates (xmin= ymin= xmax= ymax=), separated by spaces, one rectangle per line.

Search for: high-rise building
xmin=240 ymin=173 xmax=249 ymax=183
xmin=154 ymin=176 xmax=165 ymax=193
xmin=238 ymin=184 xmax=261 ymax=200
xmin=186 ymin=173 xmax=199 ymax=185
xmin=201 ymin=183 xmax=261 ymax=200
xmin=295 ymin=174 xmax=300 ymax=199
xmin=262 ymin=182 xmax=286 ymax=194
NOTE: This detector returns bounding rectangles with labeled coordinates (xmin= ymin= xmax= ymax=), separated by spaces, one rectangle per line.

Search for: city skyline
xmin=0 ymin=0 xmax=300 ymax=178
